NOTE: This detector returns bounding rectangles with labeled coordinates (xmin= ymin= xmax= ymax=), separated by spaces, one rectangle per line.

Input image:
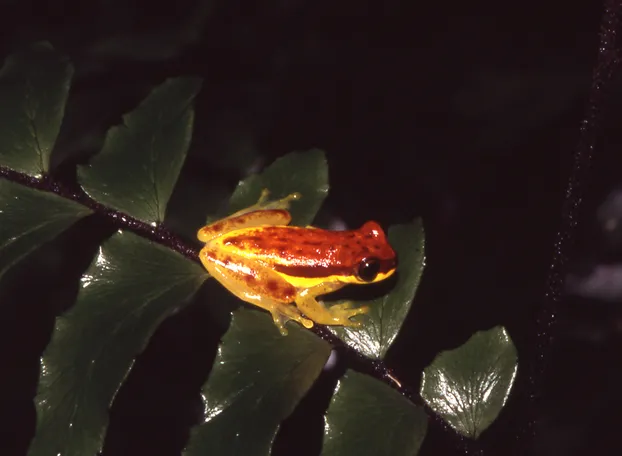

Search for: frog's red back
xmin=220 ymin=221 xmax=397 ymax=279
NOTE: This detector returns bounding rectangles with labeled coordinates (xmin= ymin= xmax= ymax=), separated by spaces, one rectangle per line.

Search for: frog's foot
xmin=328 ymin=301 xmax=370 ymax=327
xmin=270 ymin=304 xmax=314 ymax=336
xmin=256 ymin=188 xmax=271 ymax=205
xmin=255 ymin=188 xmax=301 ymax=211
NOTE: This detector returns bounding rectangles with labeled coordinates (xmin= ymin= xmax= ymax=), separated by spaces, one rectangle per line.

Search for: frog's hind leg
xmin=200 ymin=249 xmax=313 ymax=334
xmin=197 ymin=190 xmax=300 ymax=242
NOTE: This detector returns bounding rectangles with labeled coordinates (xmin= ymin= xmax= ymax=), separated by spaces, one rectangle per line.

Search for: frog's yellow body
xmin=197 ymin=190 xmax=397 ymax=334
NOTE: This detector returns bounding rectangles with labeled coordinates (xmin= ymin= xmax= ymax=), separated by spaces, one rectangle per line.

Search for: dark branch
xmin=0 ymin=165 xmax=198 ymax=262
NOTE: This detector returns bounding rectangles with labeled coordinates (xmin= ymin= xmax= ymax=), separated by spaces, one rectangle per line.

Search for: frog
xmin=197 ymin=189 xmax=398 ymax=335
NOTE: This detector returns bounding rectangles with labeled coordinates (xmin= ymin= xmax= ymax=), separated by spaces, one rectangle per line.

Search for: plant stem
xmin=0 ymin=165 xmax=198 ymax=262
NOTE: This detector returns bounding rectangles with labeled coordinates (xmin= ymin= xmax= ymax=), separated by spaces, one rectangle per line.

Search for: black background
xmin=1 ymin=0 xmax=621 ymax=455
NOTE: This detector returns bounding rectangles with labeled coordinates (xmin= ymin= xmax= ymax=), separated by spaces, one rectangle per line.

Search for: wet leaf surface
xmin=420 ymin=326 xmax=518 ymax=439
xmin=0 ymin=42 xmax=73 ymax=176
xmin=78 ymin=77 xmax=202 ymax=224
xmin=323 ymin=370 xmax=428 ymax=456
xmin=0 ymin=180 xmax=91 ymax=280
xmin=28 ymin=231 xmax=206 ymax=456
xmin=183 ymin=309 xmax=331 ymax=456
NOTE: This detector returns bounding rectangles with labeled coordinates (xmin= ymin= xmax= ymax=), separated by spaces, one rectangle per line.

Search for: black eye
xmin=357 ymin=257 xmax=381 ymax=282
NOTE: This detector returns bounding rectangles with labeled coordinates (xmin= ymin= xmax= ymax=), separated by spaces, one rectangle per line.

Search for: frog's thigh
xmin=198 ymin=209 xmax=292 ymax=242
xmin=295 ymin=283 xmax=369 ymax=327
xmin=198 ymin=190 xmax=301 ymax=242
xmin=200 ymin=249 xmax=312 ymax=332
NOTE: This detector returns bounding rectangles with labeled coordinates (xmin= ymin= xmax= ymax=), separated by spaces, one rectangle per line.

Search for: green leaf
xmin=0 ymin=42 xmax=73 ymax=176
xmin=323 ymin=370 xmax=428 ymax=456
xmin=227 ymin=149 xmax=328 ymax=226
xmin=29 ymin=231 xmax=206 ymax=456
xmin=420 ymin=326 xmax=518 ymax=439
xmin=331 ymin=220 xmax=425 ymax=358
xmin=78 ymin=77 xmax=202 ymax=224
xmin=0 ymin=180 xmax=91 ymax=280
xmin=183 ymin=309 xmax=331 ymax=456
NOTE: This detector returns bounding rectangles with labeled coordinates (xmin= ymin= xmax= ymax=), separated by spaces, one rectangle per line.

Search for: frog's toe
xmin=286 ymin=311 xmax=313 ymax=329
xmin=331 ymin=304 xmax=369 ymax=326
xmin=270 ymin=313 xmax=289 ymax=336
xmin=274 ymin=304 xmax=314 ymax=332
xmin=285 ymin=192 xmax=301 ymax=202
xmin=257 ymin=188 xmax=271 ymax=204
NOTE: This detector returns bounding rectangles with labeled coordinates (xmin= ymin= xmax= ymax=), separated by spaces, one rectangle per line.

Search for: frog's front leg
xmin=197 ymin=189 xmax=300 ymax=243
xmin=294 ymin=283 xmax=370 ymax=327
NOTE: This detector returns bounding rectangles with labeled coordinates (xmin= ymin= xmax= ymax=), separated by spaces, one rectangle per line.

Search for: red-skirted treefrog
xmin=197 ymin=190 xmax=397 ymax=335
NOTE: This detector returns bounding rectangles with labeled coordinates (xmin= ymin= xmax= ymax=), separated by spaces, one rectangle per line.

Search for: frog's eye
xmin=357 ymin=257 xmax=381 ymax=282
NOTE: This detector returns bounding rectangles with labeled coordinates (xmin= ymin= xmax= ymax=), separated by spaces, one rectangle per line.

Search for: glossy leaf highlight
xmin=78 ymin=77 xmax=202 ymax=224
xmin=323 ymin=370 xmax=428 ymax=456
xmin=331 ymin=220 xmax=425 ymax=358
xmin=420 ymin=326 xmax=518 ymax=439
xmin=183 ymin=309 xmax=331 ymax=456
xmin=227 ymin=149 xmax=328 ymax=226
xmin=0 ymin=180 xmax=91 ymax=280
xmin=29 ymin=231 xmax=206 ymax=456
xmin=0 ymin=42 xmax=73 ymax=176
